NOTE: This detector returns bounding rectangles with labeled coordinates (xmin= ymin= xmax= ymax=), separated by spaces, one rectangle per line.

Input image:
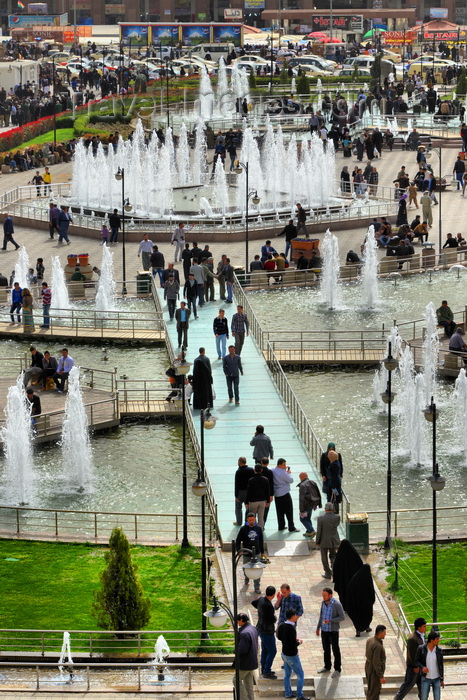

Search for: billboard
xmin=224 ymin=8 xmax=242 ymax=19
xmin=27 ymin=3 xmax=48 ymax=13
xmin=382 ymin=30 xmax=417 ymax=44
xmin=311 ymin=15 xmax=363 ymax=31
xmin=120 ymin=24 xmax=149 ymax=45
xmin=244 ymin=0 xmax=264 ymax=8
xmin=181 ymin=24 xmax=210 ymax=45
xmin=9 ymin=14 xmax=57 ymax=26
xmin=212 ymin=23 xmax=242 ymax=45
xmin=429 ymin=8 xmax=448 ymax=18
xmin=151 ymin=24 xmax=179 ymax=45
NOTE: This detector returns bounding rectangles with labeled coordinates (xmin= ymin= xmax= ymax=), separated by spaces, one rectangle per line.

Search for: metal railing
xmin=0 ymin=660 xmax=233 ymax=692
xmin=366 ymin=504 xmax=467 ymax=542
xmin=0 ymin=505 xmax=215 ymax=545
xmin=262 ymin=329 xmax=387 ymax=360
xmin=0 ymin=397 xmax=119 ymax=438
xmin=396 ymin=605 xmax=467 ymax=648
xmin=116 ymin=378 xmax=181 ymax=413
xmin=0 ymin=308 xmax=164 ymax=338
xmin=394 ymin=308 xmax=467 ymax=341
xmin=0 ymin=352 xmax=29 ymax=375
xmin=79 ymin=365 xmax=117 ymax=393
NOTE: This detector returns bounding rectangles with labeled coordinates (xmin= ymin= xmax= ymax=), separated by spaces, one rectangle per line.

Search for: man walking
xmin=48 ymin=202 xmax=59 ymax=239
xmin=137 ymin=233 xmax=154 ymax=271
xmin=163 ymin=274 xmax=180 ymax=321
xmin=175 ymin=301 xmax=191 ymax=349
xmin=246 ymin=463 xmax=270 ymax=529
xmin=223 ymin=344 xmax=243 ymax=404
xmin=236 ymin=512 xmax=264 ymax=593
xmin=58 ymin=205 xmax=72 ymax=245
xmin=183 ymin=273 xmax=198 ymax=319
xmin=316 ymin=587 xmax=345 ymax=678
xmin=252 ymin=586 xmax=277 ymax=679
xmin=231 ymin=305 xmax=249 ymax=355
xmin=236 ymin=612 xmax=259 ymax=700
xmin=250 ymin=425 xmax=274 ymax=462
xmin=171 ymin=222 xmax=193 ymax=262
xmin=234 ymin=457 xmax=254 ymax=526
xmin=277 ymin=609 xmax=310 ymax=700
xmin=272 ymin=459 xmax=299 ymax=532
xmin=395 ymin=618 xmax=426 ymax=699
xmin=109 ymin=208 xmax=121 ymax=244
xmin=222 ymin=258 xmax=234 ymax=303
xmin=415 ymin=630 xmax=444 ymax=700
xmin=297 ymin=471 xmax=322 ymax=538
xmin=213 ymin=308 xmax=229 ymax=359
xmin=192 ymin=347 xmax=213 ymax=410
xmin=150 ymin=245 xmax=165 ymax=285
xmin=277 ymin=219 xmax=297 ymax=259
xmin=189 ymin=258 xmax=205 ymax=308
xmin=365 ymin=625 xmax=387 ymax=700
xmin=295 ymin=203 xmax=308 ymax=236
xmin=9 ymin=281 xmax=22 ymax=323
xmin=316 ymin=502 xmax=341 ymax=579
xmin=2 ymin=213 xmax=20 ymax=250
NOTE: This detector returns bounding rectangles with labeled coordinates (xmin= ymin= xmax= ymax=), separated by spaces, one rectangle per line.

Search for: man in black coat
xmin=246 ymin=463 xmax=270 ymax=529
xmin=252 ymin=586 xmax=277 ymax=679
xmin=277 ymin=219 xmax=297 ymax=259
xmin=192 ymin=347 xmax=213 ymax=410
xmin=415 ymin=631 xmax=444 ymax=699
xmin=236 ymin=512 xmax=264 ymax=593
xmin=395 ymin=617 xmax=426 ymax=699
xmin=236 ymin=613 xmax=259 ymax=700
xmin=234 ymin=457 xmax=254 ymax=526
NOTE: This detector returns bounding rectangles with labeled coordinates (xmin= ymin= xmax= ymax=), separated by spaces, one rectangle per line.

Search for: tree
xmin=296 ymin=73 xmax=310 ymax=95
xmin=457 ymin=68 xmax=467 ymax=99
xmin=92 ymin=527 xmax=151 ymax=632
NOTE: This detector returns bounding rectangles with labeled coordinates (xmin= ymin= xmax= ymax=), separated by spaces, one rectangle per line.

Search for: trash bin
xmin=136 ymin=271 xmax=151 ymax=296
xmin=346 ymin=513 xmax=369 ymax=554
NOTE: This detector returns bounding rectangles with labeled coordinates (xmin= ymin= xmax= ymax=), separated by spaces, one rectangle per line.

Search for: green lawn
xmin=0 ymin=540 xmax=213 ymax=649
xmin=387 ymin=542 xmax=467 ymax=642
xmin=20 ymin=128 xmax=75 ymax=148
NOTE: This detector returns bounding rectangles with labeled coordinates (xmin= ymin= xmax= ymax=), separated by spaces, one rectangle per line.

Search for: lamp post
xmin=173 ymin=350 xmax=192 ymax=549
xmin=165 ymin=56 xmax=171 ymax=129
xmin=192 ymin=406 xmax=217 ymax=634
xmin=114 ymin=167 xmax=132 ymax=295
xmin=426 ymin=145 xmax=443 ymax=262
xmin=269 ymin=35 xmax=274 ymax=94
xmin=234 ymin=161 xmax=260 ymax=275
xmin=51 ymin=56 xmax=56 ymax=154
xmin=204 ymin=541 xmax=267 ymax=700
xmin=381 ymin=341 xmax=399 ymax=549
xmin=423 ymin=398 xmax=446 ymax=627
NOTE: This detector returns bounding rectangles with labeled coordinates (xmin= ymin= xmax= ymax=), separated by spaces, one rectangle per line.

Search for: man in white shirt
xmin=137 ymin=234 xmax=154 ymax=271
xmin=171 ymin=222 xmax=194 ymax=262
xmin=415 ymin=631 xmax=444 ymax=700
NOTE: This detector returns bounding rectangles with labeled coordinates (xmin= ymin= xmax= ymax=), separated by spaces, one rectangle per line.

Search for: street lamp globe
xmin=192 ymin=477 xmax=208 ymax=497
xmin=204 ymin=603 xmax=228 ymax=627
xmin=115 ymin=168 xmax=123 ymax=181
xmin=428 ymin=474 xmax=446 ymax=492
xmin=243 ymin=556 xmax=266 ymax=582
xmin=423 ymin=403 xmax=440 ymax=423
xmin=252 ymin=192 xmax=260 ymax=205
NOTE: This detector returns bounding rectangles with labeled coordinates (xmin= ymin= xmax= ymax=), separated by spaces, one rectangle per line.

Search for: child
xmin=36 ymin=258 xmax=44 ymax=281
xmin=100 ymin=224 xmax=109 ymax=246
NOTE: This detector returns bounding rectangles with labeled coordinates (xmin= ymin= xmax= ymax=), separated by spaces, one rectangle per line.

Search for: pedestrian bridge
xmin=157 ymin=284 xmax=331 ymax=551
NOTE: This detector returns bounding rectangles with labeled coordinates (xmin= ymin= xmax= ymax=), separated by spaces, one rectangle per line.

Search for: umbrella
xmin=363 ymin=28 xmax=386 ymax=39
xmin=307 ymin=31 xmax=328 ymax=38
xmin=321 ymin=36 xmax=343 ymax=43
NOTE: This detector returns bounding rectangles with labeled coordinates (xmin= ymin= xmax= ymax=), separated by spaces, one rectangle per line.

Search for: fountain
xmin=51 ymin=256 xmax=72 ymax=314
xmin=95 ymin=245 xmax=117 ymax=313
xmin=1 ymin=377 xmax=34 ymax=505
xmin=199 ymin=65 xmax=214 ymax=121
xmin=70 ymin=119 xmax=338 ymax=220
xmin=361 ymin=224 xmax=379 ymax=309
xmin=373 ymin=327 xmax=402 ymax=412
xmin=13 ymin=246 xmax=30 ymax=288
xmin=454 ymin=368 xmax=467 ymax=455
xmin=61 ymin=366 xmax=93 ymax=492
xmin=152 ymin=635 xmax=170 ymax=681
xmin=58 ymin=631 xmax=74 ymax=676
xmin=422 ymin=302 xmax=439 ymax=405
xmin=320 ymin=228 xmax=341 ymax=310
xmin=397 ymin=346 xmax=426 ymax=465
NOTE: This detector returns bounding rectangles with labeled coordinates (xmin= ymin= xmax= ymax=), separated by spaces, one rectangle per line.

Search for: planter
xmin=67 ymin=255 xmax=78 ymax=266
xmin=78 ymin=255 xmax=89 ymax=266
xmin=291 ymin=238 xmax=319 ymax=262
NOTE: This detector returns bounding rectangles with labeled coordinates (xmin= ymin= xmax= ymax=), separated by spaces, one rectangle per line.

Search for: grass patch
xmin=387 ymin=542 xmax=467 ymax=643
xmin=0 ymin=540 xmax=229 ymax=653
xmin=19 ymin=129 xmax=75 ymax=148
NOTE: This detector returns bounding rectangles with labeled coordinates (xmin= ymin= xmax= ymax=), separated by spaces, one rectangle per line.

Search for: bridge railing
xmin=116 ymin=378 xmax=179 ymax=410
xmin=0 ymin=307 xmax=164 ymax=336
xmin=367 ymin=504 xmax=467 ymax=542
xmin=394 ymin=308 xmax=467 ymax=341
xmin=263 ymin=329 xmax=388 ymax=355
xmin=0 ymin=505 xmax=215 ymax=546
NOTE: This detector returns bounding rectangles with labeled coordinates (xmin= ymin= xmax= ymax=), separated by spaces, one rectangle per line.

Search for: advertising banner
xmin=212 ymin=23 xmax=242 ymax=45
xmin=150 ymin=24 xmax=179 ymax=45
xmin=224 ymin=8 xmax=242 ymax=19
xmin=382 ymin=30 xmax=417 ymax=44
xmin=429 ymin=8 xmax=448 ymax=18
xmin=9 ymin=14 xmax=56 ymax=26
xmin=244 ymin=0 xmax=265 ymax=9
xmin=423 ymin=30 xmax=463 ymax=41
xmin=181 ymin=24 xmax=210 ymax=45
xmin=120 ymin=24 xmax=149 ymax=45
xmin=311 ymin=15 xmax=363 ymax=31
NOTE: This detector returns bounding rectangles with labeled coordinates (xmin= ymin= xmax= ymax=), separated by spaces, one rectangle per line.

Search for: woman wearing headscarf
xmin=320 ymin=443 xmax=343 ymax=510
xmin=396 ymin=193 xmax=408 ymax=227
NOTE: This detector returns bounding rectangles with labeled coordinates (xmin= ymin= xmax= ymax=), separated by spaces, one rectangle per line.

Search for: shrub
xmin=92 ymin=527 xmax=151 ymax=632
xmin=248 ymin=71 xmax=256 ymax=89
xmin=457 ymin=68 xmax=467 ymax=98
xmin=296 ymin=73 xmax=310 ymax=95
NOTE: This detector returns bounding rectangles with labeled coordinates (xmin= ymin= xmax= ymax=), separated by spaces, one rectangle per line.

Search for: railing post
xmin=41 ymin=632 xmax=45 ymax=656
xmin=175 ymin=515 xmax=179 ymax=541
xmin=89 ymin=632 xmax=93 ymax=657
xmin=86 ymin=665 xmax=90 ymax=691
xmin=36 ymin=665 xmax=40 ymax=690
xmin=138 ymin=665 xmax=141 ymax=690
xmin=16 ymin=508 xmax=20 ymax=533
xmin=94 ymin=512 xmax=98 ymax=539
xmin=55 ymin=511 xmax=58 ymax=536
xmin=186 ymin=632 xmax=190 ymax=656
xmin=188 ymin=665 xmax=192 ymax=690
xmin=137 ymin=632 xmax=141 ymax=656
xmin=394 ymin=511 xmax=398 ymax=537
xmin=135 ymin=514 xmax=138 ymax=540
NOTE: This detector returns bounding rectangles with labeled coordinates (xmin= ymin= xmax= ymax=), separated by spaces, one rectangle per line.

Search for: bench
xmin=341 ymin=264 xmax=360 ymax=280
xmin=34 ymin=414 xmax=51 ymax=433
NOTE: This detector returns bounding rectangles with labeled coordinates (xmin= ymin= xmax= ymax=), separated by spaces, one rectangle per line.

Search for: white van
xmin=190 ymin=43 xmax=235 ymax=62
